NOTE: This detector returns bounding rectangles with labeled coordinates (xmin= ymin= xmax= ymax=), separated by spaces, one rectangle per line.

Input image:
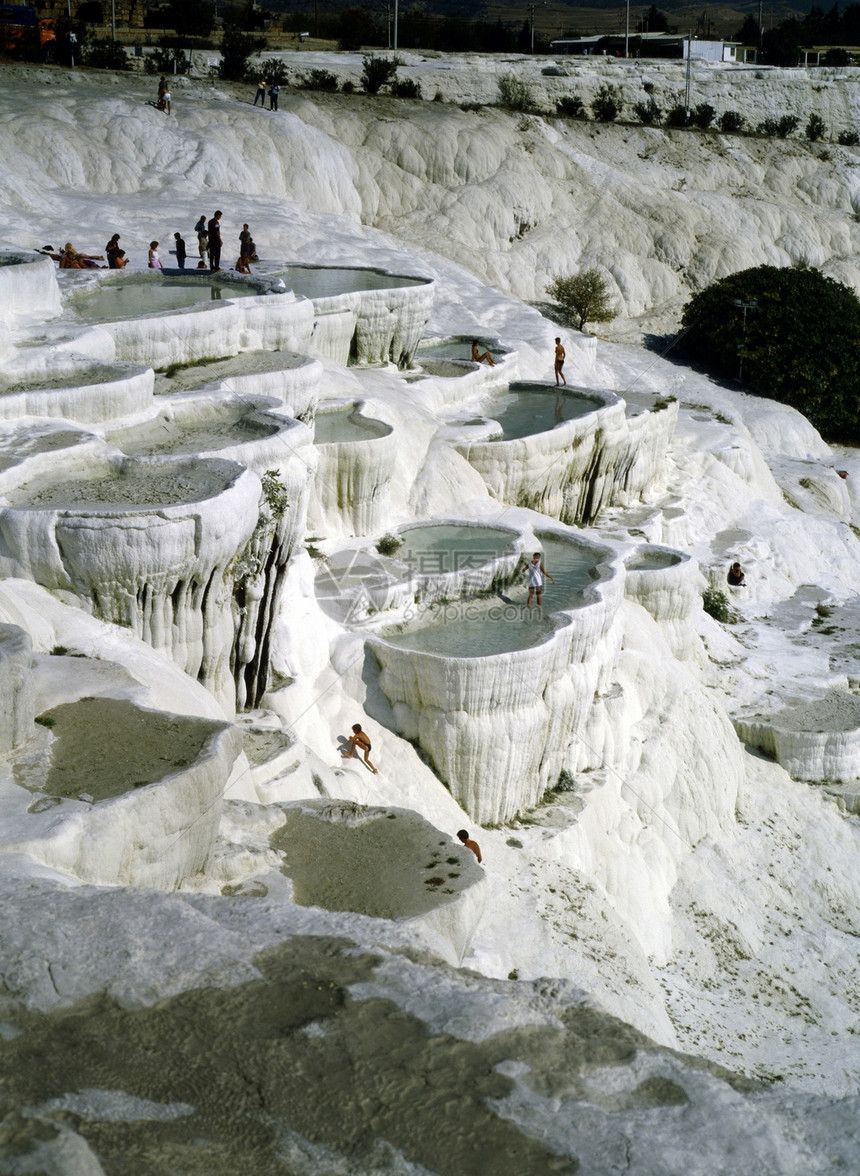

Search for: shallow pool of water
xmin=314 ymin=407 xmax=390 ymax=444
xmin=67 ymin=280 xmax=261 ymax=324
xmin=417 ymin=339 xmax=494 ymax=361
xmin=274 ymin=265 xmax=426 ymax=299
xmin=485 ymin=385 xmax=600 ymax=441
xmin=10 ymin=458 xmax=235 ymax=509
xmin=379 ymin=534 xmax=599 ymax=657
xmin=398 ymin=524 xmax=516 ymax=576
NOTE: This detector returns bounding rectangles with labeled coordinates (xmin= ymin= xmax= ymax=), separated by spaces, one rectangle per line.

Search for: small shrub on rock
xmin=634 ymin=97 xmax=663 ymax=125
xmin=591 ymin=85 xmax=621 ymax=122
xmin=82 ymin=37 xmax=128 ymax=69
xmin=693 ymin=102 xmax=716 ymax=129
xmin=376 ymin=533 xmax=403 ymax=556
xmin=301 ymin=68 xmax=338 ymax=91
xmin=806 ymin=113 xmax=826 ymax=141
xmin=546 ymin=269 xmax=617 ymax=331
xmin=556 ymin=94 xmax=587 ymax=119
xmin=666 ymin=104 xmax=690 ymax=127
xmin=361 ymin=55 xmax=398 ymax=95
xmin=391 ymin=77 xmax=422 ymax=99
xmin=702 ymin=588 xmax=741 ymax=624
xmin=341 ymin=79 xmax=355 ymax=94
xmin=498 ymin=73 xmax=533 ymax=111
xmin=838 ymin=128 xmax=860 ymax=145
xmin=719 ymin=110 xmax=744 ymax=133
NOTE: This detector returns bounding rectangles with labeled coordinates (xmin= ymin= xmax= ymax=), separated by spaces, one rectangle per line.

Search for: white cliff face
xmin=309 ymin=403 xmax=397 ymax=537
xmin=0 ymin=251 xmax=62 ymax=323
xmin=1 ymin=59 xmax=860 ymax=1174
xmin=0 ymin=623 xmax=34 ymax=754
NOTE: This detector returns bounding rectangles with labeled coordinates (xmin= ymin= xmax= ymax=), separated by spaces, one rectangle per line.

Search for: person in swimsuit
xmin=148 ymin=241 xmax=163 ymax=269
xmin=344 ymin=723 xmax=378 ymax=773
xmin=524 ymin=551 xmax=555 ymax=608
xmin=554 ymin=337 xmax=566 ymax=386
xmin=457 ymin=829 xmax=482 ymax=863
xmin=471 ymin=340 xmax=496 ymax=366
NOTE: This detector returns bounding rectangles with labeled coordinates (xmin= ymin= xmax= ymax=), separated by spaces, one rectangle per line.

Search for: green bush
xmin=824 ymin=46 xmax=850 ymax=65
xmin=757 ymin=117 xmax=780 ymax=136
xmin=391 ymin=77 xmax=422 ymax=98
xmin=591 ymin=85 xmax=620 ymax=122
xmin=693 ymin=102 xmax=715 ymax=129
xmin=702 ymin=588 xmax=740 ymax=624
xmin=361 ymin=55 xmax=398 ymax=94
xmin=144 ymin=45 xmax=190 ymax=74
xmin=257 ymin=59 xmax=288 ymax=86
xmin=497 ymin=73 xmax=533 ymax=111
xmin=341 ymin=79 xmax=355 ymax=94
xmin=300 ymin=68 xmax=338 ymax=91
xmin=838 ymin=129 xmax=860 ymax=145
xmin=666 ymin=103 xmax=690 ymax=127
xmin=82 ymin=37 xmax=129 ymax=69
xmin=376 ymin=533 xmax=403 ymax=556
xmin=719 ymin=110 xmax=744 ymax=133
xmin=679 ymin=264 xmax=860 ymax=442
xmin=806 ymin=113 xmax=827 ymax=141
xmin=556 ymin=94 xmax=587 ymax=119
xmin=633 ymin=97 xmax=662 ymax=125
xmin=546 ymin=269 xmax=617 ymax=331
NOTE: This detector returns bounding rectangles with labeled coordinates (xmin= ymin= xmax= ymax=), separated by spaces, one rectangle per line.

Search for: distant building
xmin=549 ymin=32 xmax=739 ymax=63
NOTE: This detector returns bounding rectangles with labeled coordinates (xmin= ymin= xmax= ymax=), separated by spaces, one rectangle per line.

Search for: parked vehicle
xmin=0 ymin=4 xmax=57 ymax=60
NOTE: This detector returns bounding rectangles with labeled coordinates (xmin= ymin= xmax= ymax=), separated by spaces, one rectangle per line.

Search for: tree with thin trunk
xmin=546 ymin=269 xmax=617 ymax=331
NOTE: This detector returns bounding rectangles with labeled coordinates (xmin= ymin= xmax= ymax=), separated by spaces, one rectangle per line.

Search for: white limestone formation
xmin=0 ymin=623 xmax=34 ymax=754
xmin=0 ymin=251 xmax=62 ymax=323
xmin=0 ymin=456 xmax=262 ymax=710
xmin=0 ymin=361 xmax=153 ymax=424
xmin=735 ymin=692 xmax=860 ymax=783
xmin=309 ymin=402 xmax=397 ymax=537
xmin=369 ymin=530 xmax=624 ymax=824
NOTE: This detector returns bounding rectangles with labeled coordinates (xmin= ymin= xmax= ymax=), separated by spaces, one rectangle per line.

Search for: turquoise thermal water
xmin=486 ymin=386 xmax=599 ymax=441
xmin=379 ymin=534 xmax=599 ymax=657
xmin=274 ymin=266 xmax=425 ymax=298
xmin=398 ymin=524 xmax=516 ymax=575
xmin=314 ymin=408 xmax=390 ymax=444
xmin=68 ymin=280 xmax=259 ymax=323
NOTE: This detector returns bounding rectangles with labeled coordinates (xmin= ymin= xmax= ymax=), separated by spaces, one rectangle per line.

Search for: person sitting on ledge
xmin=727 ymin=562 xmax=746 ymax=587
xmin=457 ymin=829 xmax=482 ymax=863
xmin=471 ymin=340 xmax=496 ymax=367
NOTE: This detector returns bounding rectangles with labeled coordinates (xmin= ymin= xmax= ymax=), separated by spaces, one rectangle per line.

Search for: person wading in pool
xmin=524 ymin=551 xmax=555 ymax=609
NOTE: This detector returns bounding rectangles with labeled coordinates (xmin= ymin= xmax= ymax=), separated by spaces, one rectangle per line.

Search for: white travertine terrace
xmin=0 ymin=623 xmax=34 ymax=754
xmin=0 ymin=457 xmax=262 ymax=710
xmin=0 ymin=251 xmax=62 ymax=323
xmin=0 ymin=362 xmax=153 ymax=424
xmin=368 ymin=530 xmax=623 ymax=824
xmin=96 ymin=293 xmax=316 ymax=369
xmin=395 ymin=520 xmax=524 ymax=603
xmin=734 ymin=693 xmax=860 ymax=783
xmin=309 ymin=402 xmax=396 ymax=537
xmin=456 ymin=386 xmax=677 ymax=524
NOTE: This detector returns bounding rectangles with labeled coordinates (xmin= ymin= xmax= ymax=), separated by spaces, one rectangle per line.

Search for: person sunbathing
xmin=471 ymin=340 xmax=497 ymax=366
xmin=59 ymin=243 xmax=105 ymax=269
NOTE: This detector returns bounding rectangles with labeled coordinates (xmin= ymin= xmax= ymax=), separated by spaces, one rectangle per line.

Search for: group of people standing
xmin=253 ymin=77 xmax=280 ymax=110
xmin=192 ymin=212 xmax=257 ymax=273
xmin=97 ymin=215 xmax=254 ymax=274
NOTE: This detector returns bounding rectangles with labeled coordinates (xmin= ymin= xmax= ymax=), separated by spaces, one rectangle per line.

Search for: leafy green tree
xmin=634 ymin=97 xmax=663 ymax=125
xmin=338 ymin=9 xmax=378 ymax=51
xmin=219 ymin=25 xmax=264 ymax=80
xmin=732 ymin=14 xmax=760 ymax=43
xmin=639 ymin=4 xmax=669 ymax=32
xmin=761 ymin=20 xmax=802 ymax=66
xmin=718 ymin=110 xmax=744 ymax=132
xmin=166 ymin=0 xmax=215 ymax=38
xmin=82 ymin=37 xmax=129 ymax=69
xmin=679 ymin=265 xmax=860 ymax=442
xmin=546 ymin=269 xmax=617 ymax=331
xmin=145 ymin=45 xmax=190 ymax=75
xmin=824 ymin=46 xmax=850 ymax=65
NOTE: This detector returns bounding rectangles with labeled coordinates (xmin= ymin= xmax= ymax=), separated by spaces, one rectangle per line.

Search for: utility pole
xmin=111 ymin=0 xmax=115 ymax=42
xmin=393 ymin=0 xmax=398 ymax=49
xmin=732 ymin=298 xmax=757 ymax=381
xmin=624 ymin=0 xmax=630 ymax=57
xmin=684 ymin=30 xmax=692 ymax=119
xmin=758 ymin=0 xmax=763 ymax=56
